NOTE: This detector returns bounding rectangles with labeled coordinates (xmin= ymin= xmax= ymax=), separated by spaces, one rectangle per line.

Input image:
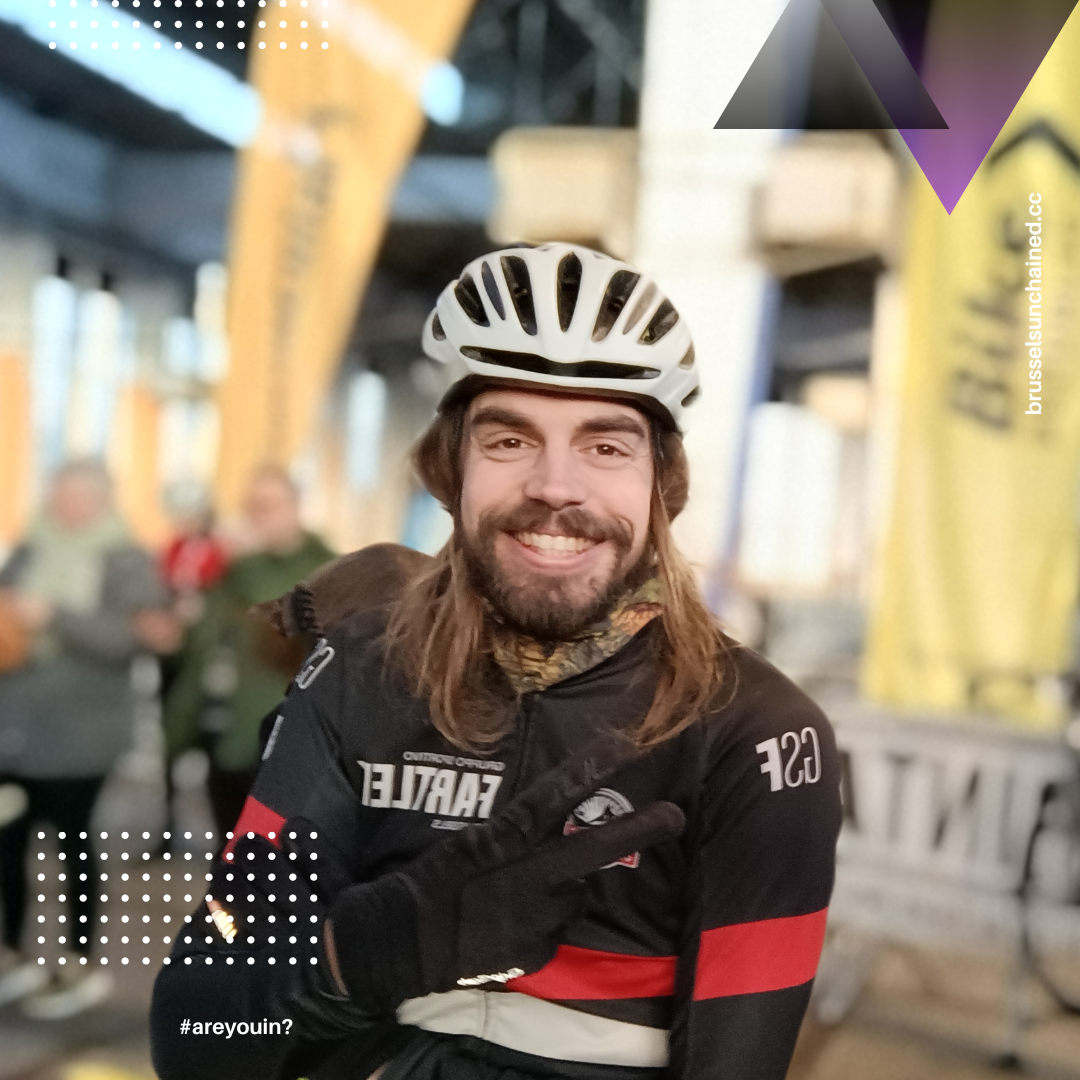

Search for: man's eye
xmin=494 ymin=438 xmax=523 ymax=450
xmin=593 ymin=444 xmax=624 ymax=457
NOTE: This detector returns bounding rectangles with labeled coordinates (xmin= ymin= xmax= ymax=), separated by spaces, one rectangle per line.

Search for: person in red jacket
xmin=160 ymin=498 xmax=228 ymax=604
xmin=150 ymin=243 xmax=841 ymax=1080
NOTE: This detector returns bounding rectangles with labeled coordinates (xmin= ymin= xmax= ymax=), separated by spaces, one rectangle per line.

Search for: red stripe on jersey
xmin=510 ymin=944 xmax=676 ymax=1001
xmin=222 ymin=797 xmax=286 ymax=859
xmin=693 ymin=908 xmax=828 ymax=1000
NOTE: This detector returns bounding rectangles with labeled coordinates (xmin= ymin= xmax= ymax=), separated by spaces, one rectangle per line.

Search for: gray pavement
xmin=793 ymin=941 xmax=1080 ymax=1080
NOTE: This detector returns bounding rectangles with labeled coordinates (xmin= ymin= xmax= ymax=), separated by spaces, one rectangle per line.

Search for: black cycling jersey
xmin=150 ymin=604 xmax=841 ymax=1080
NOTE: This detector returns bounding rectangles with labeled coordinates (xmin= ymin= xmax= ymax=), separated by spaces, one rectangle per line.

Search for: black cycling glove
xmin=327 ymin=735 xmax=685 ymax=1014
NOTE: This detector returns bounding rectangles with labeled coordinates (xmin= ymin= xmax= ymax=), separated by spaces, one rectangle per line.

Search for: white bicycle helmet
xmin=421 ymin=242 xmax=700 ymax=432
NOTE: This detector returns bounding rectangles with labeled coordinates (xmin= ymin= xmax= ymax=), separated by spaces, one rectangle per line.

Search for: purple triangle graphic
xmin=898 ymin=1 xmax=1079 ymax=213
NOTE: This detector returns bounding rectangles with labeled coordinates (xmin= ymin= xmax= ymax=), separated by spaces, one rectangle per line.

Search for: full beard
xmin=459 ymin=500 xmax=645 ymax=641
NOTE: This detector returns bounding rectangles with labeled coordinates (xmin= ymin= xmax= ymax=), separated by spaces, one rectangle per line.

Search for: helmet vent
xmin=454 ymin=274 xmax=489 ymax=327
xmin=639 ymin=299 xmax=679 ymax=344
xmin=480 ymin=261 xmax=506 ymax=320
xmin=431 ymin=314 xmax=446 ymax=341
xmin=592 ymin=270 xmax=640 ymax=342
xmin=678 ymin=344 xmax=695 ymax=368
xmin=681 ymin=387 xmax=701 ymax=408
xmin=556 ymin=253 xmax=583 ymax=331
xmin=500 ymin=256 xmax=538 ymax=336
xmin=622 ymin=282 xmax=657 ymax=335
xmin=460 ymin=347 xmax=660 ymax=381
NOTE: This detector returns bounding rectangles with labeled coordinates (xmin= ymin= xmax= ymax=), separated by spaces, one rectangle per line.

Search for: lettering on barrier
xmin=830 ymin=713 xmax=1080 ymax=947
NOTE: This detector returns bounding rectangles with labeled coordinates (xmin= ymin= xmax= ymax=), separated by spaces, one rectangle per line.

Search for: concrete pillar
xmin=633 ymin=1 xmax=791 ymax=592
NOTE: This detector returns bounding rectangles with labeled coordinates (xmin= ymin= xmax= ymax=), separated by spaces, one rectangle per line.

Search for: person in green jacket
xmin=163 ymin=465 xmax=334 ymax=837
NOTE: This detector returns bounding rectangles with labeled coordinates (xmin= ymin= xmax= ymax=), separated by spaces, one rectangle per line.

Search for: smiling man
xmin=462 ymin=391 xmax=653 ymax=637
xmin=150 ymin=243 xmax=842 ymax=1080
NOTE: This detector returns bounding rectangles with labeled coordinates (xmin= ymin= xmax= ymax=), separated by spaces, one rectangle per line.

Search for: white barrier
xmin=829 ymin=705 xmax=1080 ymax=951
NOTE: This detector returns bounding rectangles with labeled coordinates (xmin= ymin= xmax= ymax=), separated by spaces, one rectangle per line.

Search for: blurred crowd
xmin=0 ymin=460 xmax=334 ymax=1020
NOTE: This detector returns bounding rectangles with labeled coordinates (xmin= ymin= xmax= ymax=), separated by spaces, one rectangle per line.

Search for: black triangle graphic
xmin=716 ymin=0 xmax=946 ymax=130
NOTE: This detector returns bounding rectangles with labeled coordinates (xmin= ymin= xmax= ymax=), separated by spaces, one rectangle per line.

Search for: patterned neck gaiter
xmin=491 ymin=574 xmax=662 ymax=696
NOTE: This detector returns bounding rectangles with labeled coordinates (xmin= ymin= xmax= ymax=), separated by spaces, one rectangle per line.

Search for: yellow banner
xmin=0 ymin=352 xmax=31 ymax=546
xmin=215 ymin=0 xmax=474 ymax=512
xmin=112 ymin=383 xmax=169 ymax=545
xmin=862 ymin=9 xmax=1080 ymax=727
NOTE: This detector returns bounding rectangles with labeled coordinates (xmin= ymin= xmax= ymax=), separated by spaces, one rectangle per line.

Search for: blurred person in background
xmin=156 ymin=482 xmax=230 ymax=844
xmin=0 ymin=459 xmax=175 ymax=1018
xmin=159 ymin=481 xmax=229 ymax=625
xmin=162 ymin=465 xmax=333 ymax=838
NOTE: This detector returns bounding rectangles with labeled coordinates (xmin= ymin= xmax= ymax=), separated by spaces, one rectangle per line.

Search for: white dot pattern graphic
xmin=32 ymin=829 xmax=326 ymax=969
xmin=42 ymin=0 xmax=328 ymax=51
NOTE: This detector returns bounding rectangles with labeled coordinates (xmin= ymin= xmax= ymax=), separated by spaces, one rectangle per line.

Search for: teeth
xmin=516 ymin=532 xmax=595 ymax=554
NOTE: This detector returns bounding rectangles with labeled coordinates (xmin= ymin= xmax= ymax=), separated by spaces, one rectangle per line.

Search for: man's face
xmin=459 ymin=389 xmax=654 ymax=639
xmin=48 ymin=474 xmax=109 ymax=531
xmin=243 ymin=476 xmax=303 ymax=554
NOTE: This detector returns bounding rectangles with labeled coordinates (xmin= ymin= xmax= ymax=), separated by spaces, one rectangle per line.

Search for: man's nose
xmin=522 ymin=444 xmax=588 ymax=509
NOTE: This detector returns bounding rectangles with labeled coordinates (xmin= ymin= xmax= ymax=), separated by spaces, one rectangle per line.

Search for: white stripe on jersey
xmin=397 ymin=988 xmax=668 ymax=1067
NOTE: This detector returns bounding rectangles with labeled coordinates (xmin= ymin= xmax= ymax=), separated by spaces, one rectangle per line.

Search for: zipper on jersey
xmin=504 ymin=693 xmax=535 ymax=800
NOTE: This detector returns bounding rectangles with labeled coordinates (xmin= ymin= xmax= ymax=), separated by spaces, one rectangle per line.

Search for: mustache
xmin=477 ymin=501 xmax=632 ymax=549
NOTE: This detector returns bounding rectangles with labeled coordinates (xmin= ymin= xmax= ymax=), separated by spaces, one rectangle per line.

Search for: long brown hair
xmin=384 ymin=402 xmax=734 ymax=750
